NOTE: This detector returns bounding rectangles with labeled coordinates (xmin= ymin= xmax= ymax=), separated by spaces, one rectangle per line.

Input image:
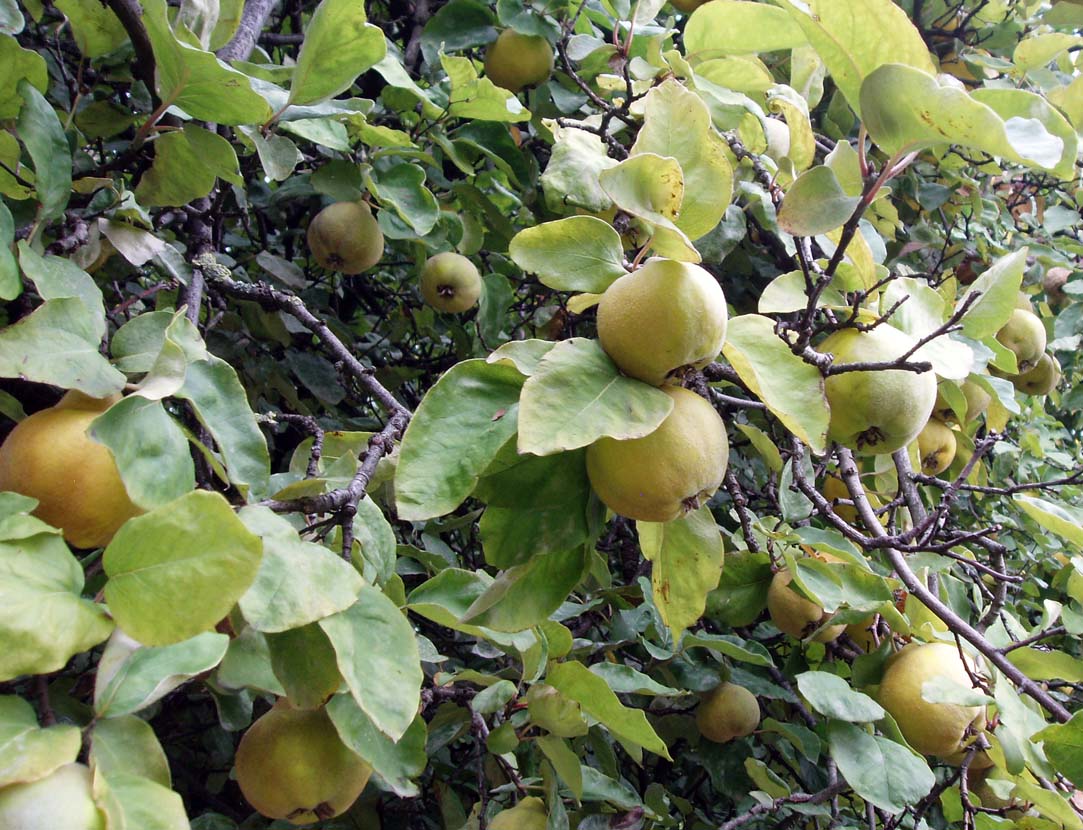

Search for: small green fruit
xmin=878 ymin=643 xmax=987 ymax=761
xmin=586 ymin=386 xmax=728 ymax=523
xmin=484 ymin=30 xmax=554 ymax=92
xmin=820 ymin=326 xmax=938 ymax=455
xmin=597 ymin=258 xmax=728 ymax=386
xmin=235 ymin=701 xmax=373 ymax=824
xmin=0 ymin=763 xmax=104 ymax=830
xmin=420 ymin=252 xmax=482 ymax=313
xmin=995 ymin=308 xmax=1046 ymax=373
xmin=307 ymin=201 xmax=384 ymax=274
xmin=489 ymin=797 xmax=548 ymax=830
xmin=917 ymin=419 xmax=956 ymax=476
xmin=1012 ymin=352 xmax=1060 ymax=396
xmin=767 ymin=568 xmax=844 ymax=643
xmin=695 ymin=682 xmax=760 ymax=743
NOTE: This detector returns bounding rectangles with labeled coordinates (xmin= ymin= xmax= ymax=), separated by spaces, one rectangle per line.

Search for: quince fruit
xmin=695 ymin=682 xmax=760 ymax=743
xmin=489 ymin=797 xmax=548 ymax=830
xmin=420 ymin=252 xmax=482 ymax=313
xmin=307 ymin=201 xmax=384 ymax=274
xmin=934 ymin=379 xmax=991 ymax=424
xmin=484 ymin=30 xmax=553 ymax=92
xmin=820 ymin=326 xmax=937 ymax=455
xmin=917 ymin=419 xmax=956 ymax=476
xmin=235 ymin=700 xmax=373 ymax=824
xmin=597 ymin=258 xmax=728 ymax=386
xmin=0 ymin=764 xmax=103 ymax=830
xmin=878 ymin=642 xmax=987 ymax=761
xmin=0 ymin=391 xmax=140 ymax=548
xmin=1012 ymin=353 xmax=1060 ymax=396
xmin=767 ymin=567 xmax=845 ymax=643
xmin=995 ymin=308 xmax=1046 ymax=373
xmin=586 ymin=386 xmax=728 ymax=523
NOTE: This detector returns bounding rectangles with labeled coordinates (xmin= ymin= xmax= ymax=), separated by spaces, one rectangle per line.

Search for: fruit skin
xmin=235 ymin=701 xmax=373 ymax=824
xmin=917 ymin=419 xmax=956 ymax=476
xmin=934 ymin=379 xmax=991 ymax=424
xmin=484 ymin=30 xmax=553 ymax=92
xmin=0 ymin=394 xmax=141 ymax=548
xmin=420 ymin=252 xmax=482 ymax=313
xmin=586 ymin=386 xmax=728 ymax=522
xmin=762 ymin=118 xmax=791 ymax=164
xmin=820 ymin=326 xmax=937 ymax=455
xmin=1043 ymin=266 xmax=1071 ymax=306
xmin=306 ymin=201 xmax=383 ymax=274
xmin=695 ymin=682 xmax=760 ymax=743
xmin=1012 ymin=352 xmax=1060 ymax=396
xmin=995 ymin=308 xmax=1046 ymax=373
xmin=0 ymin=763 xmax=104 ymax=830
xmin=878 ymin=643 xmax=987 ymax=761
xmin=489 ymin=796 xmax=548 ymax=830
xmin=767 ymin=568 xmax=845 ymax=643
xmin=596 ymin=258 xmax=728 ymax=386
xmin=844 ymin=615 xmax=881 ymax=652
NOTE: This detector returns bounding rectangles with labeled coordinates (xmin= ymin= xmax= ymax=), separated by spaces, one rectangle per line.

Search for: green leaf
xmin=237 ymin=506 xmax=363 ymax=632
xmin=682 ymin=632 xmax=774 ymax=666
xmin=17 ymin=243 xmax=106 ymax=340
xmin=16 ymin=79 xmax=71 ymax=220
xmin=777 ymin=166 xmax=860 ymax=236
xmin=777 ymin=0 xmax=936 ymax=117
xmin=517 ymin=338 xmax=673 ymax=456
xmin=588 ymin=664 xmax=685 ymax=697
xmin=0 ymin=0 xmax=22 ymax=34
xmin=638 ymin=505 xmax=724 ymax=641
xmin=0 ymin=531 xmax=114 ymax=682
xmin=1014 ymin=494 xmax=1083 ymax=549
xmin=722 ymin=314 xmax=829 ymax=453
xmin=0 ymin=202 xmax=17 ymax=300
xmin=240 ymin=126 xmax=302 ymax=182
xmin=141 ymin=0 xmax=271 ymax=125
xmin=546 ymin=662 xmax=671 ymax=759
xmin=266 ymin=623 xmax=342 ymax=708
xmin=827 ymin=721 xmax=935 ymax=813
xmin=527 ymin=684 xmax=588 ymax=738
xmin=176 ymin=356 xmax=271 ymax=500
xmin=631 ymin=78 xmax=734 ymax=241
xmin=288 ymin=0 xmax=386 ymax=106
xmin=1033 ymin=711 xmax=1083 ymax=789
xmin=471 ymin=680 xmax=517 ymax=714
xmin=135 ymin=124 xmax=243 ymax=206
xmin=684 ymin=1 xmax=806 ymax=57
xmin=537 ymin=735 xmax=583 ymax=799
xmin=795 ymin=671 xmax=885 ymax=722
xmin=54 ymin=0 xmax=127 ymax=57
xmin=861 ymin=65 xmax=1072 ymax=177
xmin=0 ymin=37 xmax=46 ymax=119
xmin=0 ymin=695 xmax=80 ymax=787
xmin=89 ymin=396 xmax=195 ymax=510
xmin=509 ymin=216 xmax=626 ymax=293
xmin=487 ymin=339 xmax=557 ymax=377
xmin=89 ymin=716 xmax=172 ymax=787
xmin=395 ymin=359 xmax=523 ymax=521
xmin=103 ymin=490 xmax=263 ymax=646
xmin=351 ymin=496 xmax=397 ymax=585
xmin=319 ymin=586 xmax=423 ymax=742
xmin=993 ymin=675 xmax=1049 ymax=774
xmin=442 ymin=54 xmax=530 ymax=123
xmin=971 ymin=87 xmax=1079 ymax=181
xmin=1014 ymin=33 xmax=1083 ymax=71
xmin=958 ymin=249 xmax=1027 ymax=339
xmin=94 ymin=770 xmax=189 ymax=830
xmin=461 ymin=546 xmax=587 ymax=632
xmin=540 ymin=124 xmax=619 ymax=213
xmin=881 ymin=278 xmax=973 ymax=380
xmin=1006 ymin=647 xmax=1083 ymax=682
xmin=706 ymin=550 xmax=773 ymax=627
xmin=328 ymin=696 xmax=427 ymax=797
xmin=370 ymin=163 xmax=440 ymax=236
xmin=598 ymin=153 xmax=698 ymax=262
xmin=94 ymin=630 xmax=229 ymax=717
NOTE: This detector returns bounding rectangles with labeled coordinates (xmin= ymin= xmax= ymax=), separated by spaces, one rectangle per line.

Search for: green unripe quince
xmin=235 ymin=701 xmax=373 ymax=824
xmin=820 ymin=326 xmax=937 ymax=455
xmin=0 ymin=392 xmax=141 ymax=548
xmin=995 ymin=308 xmax=1046 ymax=373
xmin=597 ymin=258 xmax=728 ymax=386
xmin=0 ymin=763 xmax=104 ymax=830
xmin=934 ymin=379 xmax=991 ymax=424
xmin=484 ymin=30 xmax=554 ymax=93
xmin=878 ymin=643 xmax=987 ymax=761
xmin=489 ymin=797 xmax=548 ymax=830
xmin=307 ymin=201 xmax=384 ymax=274
xmin=586 ymin=386 xmax=728 ymax=523
xmin=1012 ymin=352 xmax=1060 ymax=396
xmin=917 ymin=418 xmax=956 ymax=476
xmin=420 ymin=252 xmax=482 ymax=313
xmin=767 ymin=568 xmax=845 ymax=643
xmin=695 ymin=682 xmax=760 ymax=743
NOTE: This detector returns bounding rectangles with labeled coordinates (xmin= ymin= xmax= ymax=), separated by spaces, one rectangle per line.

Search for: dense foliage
xmin=1 ymin=0 xmax=1083 ymax=828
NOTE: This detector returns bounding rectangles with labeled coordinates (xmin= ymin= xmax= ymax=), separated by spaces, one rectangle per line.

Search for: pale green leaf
xmin=460 ymin=547 xmax=587 ymax=632
xmin=0 ymin=696 xmax=80 ymax=787
xmin=0 ymin=37 xmax=46 ymax=119
xmin=1014 ymin=494 xmax=1083 ymax=549
xmin=442 ymin=54 xmax=530 ymax=123
xmin=637 ymin=504 xmax=723 ymax=640
xmin=796 ymin=671 xmax=885 ymax=722
xmin=89 ymin=716 xmax=172 ymax=787
xmin=328 ymin=697 xmax=427 ymax=797
xmin=539 ymin=124 xmax=618 ymax=213
xmin=1033 ymin=711 xmax=1083 ymax=789
xmin=95 ymin=770 xmax=189 ymax=830
xmin=517 ymin=338 xmax=673 ymax=456
xmin=54 ymin=0 xmax=127 ymax=57
xmin=509 ymin=216 xmax=626 ymax=293
xmin=722 ymin=314 xmax=829 ymax=453
xmin=1007 ymin=647 xmax=1083 ymax=683
xmin=537 ymin=735 xmax=583 ymax=799
xmin=17 ymin=79 xmax=70 ymax=219
xmin=828 ymin=721 xmax=935 ymax=813
xmin=288 ymin=0 xmax=386 ymax=105
xmin=684 ymin=1 xmax=805 ymax=57
xmin=103 ymin=490 xmax=263 ymax=646
xmin=777 ymin=166 xmax=860 ymax=236
xmin=959 ymin=249 xmax=1027 ymax=339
